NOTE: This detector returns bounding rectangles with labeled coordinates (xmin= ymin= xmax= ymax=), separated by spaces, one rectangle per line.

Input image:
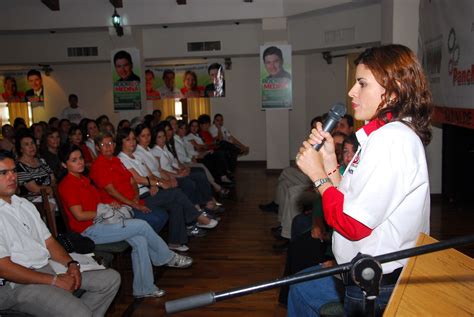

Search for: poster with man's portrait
xmin=145 ymin=60 xmax=225 ymax=100
xmin=112 ymin=48 xmax=142 ymax=110
xmin=260 ymin=44 xmax=292 ymax=109
xmin=0 ymin=69 xmax=45 ymax=107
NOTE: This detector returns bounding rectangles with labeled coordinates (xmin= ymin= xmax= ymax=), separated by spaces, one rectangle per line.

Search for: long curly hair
xmin=355 ymin=44 xmax=433 ymax=145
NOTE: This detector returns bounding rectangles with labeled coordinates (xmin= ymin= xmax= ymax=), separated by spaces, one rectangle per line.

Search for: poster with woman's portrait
xmin=260 ymin=44 xmax=292 ymax=109
xmin=145 ymin=60 xmax=225 ymax=100
xmin=112 ymin=48 xmax=142 ymax=110
xmin=0 ymin=69 xmax=45 ymax=106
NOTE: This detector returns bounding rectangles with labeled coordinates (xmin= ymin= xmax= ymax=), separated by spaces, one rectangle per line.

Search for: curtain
xmin=187 ymin=98 xmax=210 ymax=121
xmin=8 ymin=102 xmax=30 ymax=126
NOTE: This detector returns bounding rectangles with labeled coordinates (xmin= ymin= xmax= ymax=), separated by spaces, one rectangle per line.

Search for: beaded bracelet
xmin=327 ymin=165 xmax=340 ymax=177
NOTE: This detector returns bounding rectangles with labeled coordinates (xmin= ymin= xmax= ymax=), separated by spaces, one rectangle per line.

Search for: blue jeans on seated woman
xmin=287 ymin=264 xmax=395 ymax=317
xmin=132 ymin=205 xmax=168 ymax=234
xmin=82 ymin=219 xmax=175 ymax=297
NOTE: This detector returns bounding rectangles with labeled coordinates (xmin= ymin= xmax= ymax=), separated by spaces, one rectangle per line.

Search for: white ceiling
xmin=0 ymin=0 xmax=378 ymax=32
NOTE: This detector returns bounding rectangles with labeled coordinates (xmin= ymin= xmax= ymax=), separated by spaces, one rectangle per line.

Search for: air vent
xmin=187 ymin=41 xmax=221 ymax=52
xmin=324 ymin=27 xmax=355 ymax=44
xmin=67 ymin=46 xmax=99 ymax=57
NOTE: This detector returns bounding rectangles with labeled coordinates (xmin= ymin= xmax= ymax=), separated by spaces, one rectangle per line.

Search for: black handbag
xmin=56 ymin=232 xmax=95 ymax=254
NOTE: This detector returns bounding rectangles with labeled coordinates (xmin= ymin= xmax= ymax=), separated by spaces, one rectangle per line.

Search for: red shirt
xmin=80 ymin=144 xmax=95 ymax=164
xmin=89 ymin=155 xmax=140 ymax=205
xmin=58 ymin=173 xmax=98 ymax=233
xmin=199 ymin=130 xmax=215 ymax=150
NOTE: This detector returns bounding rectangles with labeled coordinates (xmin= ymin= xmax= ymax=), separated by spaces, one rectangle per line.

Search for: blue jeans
xmin=133 ymin=205 xmax=168 ymax=234
xmin=82 ymin=219 xmax=175 ymax=297
xmin=287 ymin=265 xmax=395 ymax=317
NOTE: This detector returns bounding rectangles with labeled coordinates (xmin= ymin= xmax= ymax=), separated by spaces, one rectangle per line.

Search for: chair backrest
xmin=34 ymin=188 xmax=58 ymax=237
xmin=53 ymin=185 xmax=72 ymax=232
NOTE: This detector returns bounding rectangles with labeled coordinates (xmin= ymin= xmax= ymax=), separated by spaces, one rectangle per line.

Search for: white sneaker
xmin=196 ymin=218 xmax=218 ymax=229
xmin=167 ymin=253 xmax=193 ymax=268
xmin=135 ymin=288 xmax=166 ymax=298
xmin=168 ymin=244 xmax=190 ymax=252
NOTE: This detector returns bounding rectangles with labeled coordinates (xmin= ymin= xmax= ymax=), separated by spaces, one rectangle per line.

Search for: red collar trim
xmin=360 ymin=113 xmax=393 ymax=136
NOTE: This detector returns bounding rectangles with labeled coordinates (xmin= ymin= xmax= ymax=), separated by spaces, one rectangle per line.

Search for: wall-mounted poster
xmin=112 ymin=48 xmax=142 ymax=110
xmin=145 ymin=60 xmax=225 ymax=100
xmin=260 ymin=44 xmax=292 ymax=109
xmin=420 ymin=0 xmax=474 ymax=128
xmin=0 ymin=69 xmax=45 ymax=107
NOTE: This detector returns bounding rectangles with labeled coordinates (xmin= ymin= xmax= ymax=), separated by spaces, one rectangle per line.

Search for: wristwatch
xmin=313 ymin=177 xmax=331 ymax=189
xmin=66 ymin=260 xmax=80 ymax=269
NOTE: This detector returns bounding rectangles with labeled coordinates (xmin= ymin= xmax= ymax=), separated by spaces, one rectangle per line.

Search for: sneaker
xmin=202 ymin=210 xmax=222 ymax=221
xmin=167 ymin=253 xmax=193 ymax=268
xmin=168 ymin=243 xmax=190 ymax=252
xmin=196 ymin=218 xmax=218 ymax=229
xmin=187 ymin=225 xmax=207 ymax=237
xmin=135 ymin=288 xmax=166 ymax=298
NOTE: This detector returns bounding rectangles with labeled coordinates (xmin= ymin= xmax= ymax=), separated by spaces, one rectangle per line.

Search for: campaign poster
xmin=145 ymin=60 xmax=225 ymax=100
xmin=112 ymin=48 xmax=142 ymax=110
xmin=419 ymin=0 xmax=474 ymax=128
xmin=260 ymin=44 xmax=292 ymax=109
xmin=0 ymin=69 xmax=45 ymax=107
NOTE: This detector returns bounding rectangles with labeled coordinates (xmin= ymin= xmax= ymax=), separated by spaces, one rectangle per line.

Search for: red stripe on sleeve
xmin=322 ymin=186 xmax=372 ymax=241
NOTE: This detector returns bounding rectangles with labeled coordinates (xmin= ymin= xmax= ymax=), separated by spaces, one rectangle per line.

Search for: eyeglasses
xmin=0 ymin=168 xmax=17 ymax=176
xmin=100 ymin=141 xmax=115 ymax=147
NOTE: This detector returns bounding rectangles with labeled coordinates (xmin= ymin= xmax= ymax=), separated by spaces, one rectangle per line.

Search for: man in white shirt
xmin=60 ymin=94 xmax=86 ymax=124
xmin=0 ymin=150 xmax=120 ymax=316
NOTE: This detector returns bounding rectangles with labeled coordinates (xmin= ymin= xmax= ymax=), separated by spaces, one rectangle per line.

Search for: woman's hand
xmin=109 ymin=201 xmax=121 ymax=209
xmin=149 ymin=185 xmax=159 ymax=196
xmin=296 ymin=141 xmax=326 ymax=182
xmin=133 ymin=203 xmax=151 ymax=213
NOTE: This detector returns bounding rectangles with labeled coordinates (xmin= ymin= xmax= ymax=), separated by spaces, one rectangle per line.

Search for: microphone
xmin=313 ymin=102 xmax=347 ymax=151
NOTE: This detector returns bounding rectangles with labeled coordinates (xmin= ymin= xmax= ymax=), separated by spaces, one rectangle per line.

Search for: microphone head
xmin=328 ymin=102 xmax=347 ymax=120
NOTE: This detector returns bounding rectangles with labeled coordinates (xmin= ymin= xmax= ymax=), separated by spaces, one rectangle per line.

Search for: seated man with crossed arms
xmin=0 ymin=150 xmax=120 ymax=317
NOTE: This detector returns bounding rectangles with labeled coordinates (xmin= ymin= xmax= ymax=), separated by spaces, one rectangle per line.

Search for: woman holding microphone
xmin=289 ymin=44 xmax=432 ymax=316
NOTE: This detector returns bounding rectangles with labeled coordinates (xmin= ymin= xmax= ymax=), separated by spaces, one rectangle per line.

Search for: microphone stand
xmin=165 ymin=234 xmax=474 ymax=315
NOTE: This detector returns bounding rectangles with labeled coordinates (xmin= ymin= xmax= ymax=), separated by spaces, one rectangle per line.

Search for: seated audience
xmin=40 ymin=127 xmax=62 ymax=179
xmin=175 ymin=120 xmax=229 ymax=197
xmin=209 ymin=113 xmax=249 ymax=155
xmin=82 ymin=119 xmax=99 ymax=159
xmin=58 ymin=144 xmax=192 ymax=298
xmin=116 ymin=127 xmax=217 ymax=251
xmin=278 ymin=133 xmax=359 ymax=304
xmin=198 ymin=114 xmax=238 ymax=174
xmin=30 ymin=123 xmax=45 ymax=148
xmin=89 ymin=132 xmax=168 ymax=234
xmin=0 ymin=124 xmax=15 ymax=153
xmin=15 ymin=130 xmax=56 ymax=209
xmin=13 ymin=118 xmax=27 ymax=132
xmin=0 ymin=150 xmax=121 ymax=316
xmin=57 ymin=119 xmax=71 ymax=145
xmin=68 ymin=124 xmax=95 ymax=169
xmin=186 ymin=119 xmax=233 ymax=185
xmin=151 ymin=123 xmax=219 ymax=212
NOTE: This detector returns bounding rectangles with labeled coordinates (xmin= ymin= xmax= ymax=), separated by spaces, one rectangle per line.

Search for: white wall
xmin=283 ymin=0 xmax=352 ymax=16
xmin=33 ymin=63 xmax=141 ymax=125
xmin=289 ymin=4 xmax=381 ymax=51
xmin=143 ymin=23 xmax=262 ymax=59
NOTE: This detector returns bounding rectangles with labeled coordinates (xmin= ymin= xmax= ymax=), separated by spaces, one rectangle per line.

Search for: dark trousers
xmin=144 ymin=188 xmax=201 ymax=245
